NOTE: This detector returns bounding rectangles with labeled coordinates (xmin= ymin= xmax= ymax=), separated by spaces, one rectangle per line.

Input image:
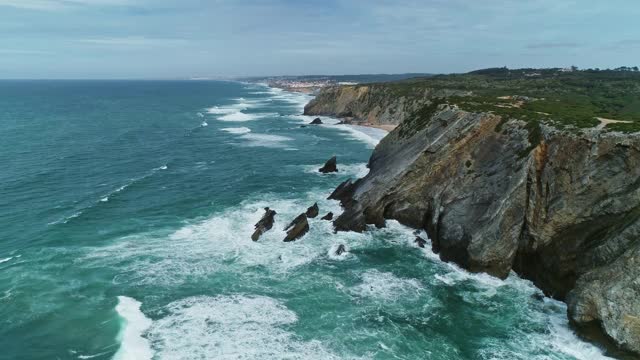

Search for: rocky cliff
xmin=311 ymin=84 xmax=640 ymax=356
xmin=303 ymin=84 xmax=468 ymax=126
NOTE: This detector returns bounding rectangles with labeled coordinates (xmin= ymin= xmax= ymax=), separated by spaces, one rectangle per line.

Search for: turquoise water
xmin=0 ymin=80 xmax=613 ymax=360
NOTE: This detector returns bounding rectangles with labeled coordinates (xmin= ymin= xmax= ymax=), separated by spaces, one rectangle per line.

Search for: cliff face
xmin=303 ymin=84 xmax=468 ymax=126
xmin=313 ymin=86 xmax=640 ymax=355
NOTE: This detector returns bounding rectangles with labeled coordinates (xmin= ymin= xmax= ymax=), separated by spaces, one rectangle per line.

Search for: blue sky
xmin=1 ymin=0 xmax=639 ymax=78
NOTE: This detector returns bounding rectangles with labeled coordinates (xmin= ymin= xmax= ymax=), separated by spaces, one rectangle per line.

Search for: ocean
xmin=0 ymin=80 xmax=613 ymax=360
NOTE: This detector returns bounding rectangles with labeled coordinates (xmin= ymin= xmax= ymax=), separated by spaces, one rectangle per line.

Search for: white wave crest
xmin=218 ymin=111 xmax=265 ymax=122
xmin=221 ymin=127 xmax=251 ymax=135
xmin=349 ymin=269 xmax=425 ymax=302
xmin=147 ymin=295 xmax=339 ymax=360
xmin=238 ymin=133 xmax=293 ymax=148
xmin=113 ymin=296 xmax=153 ymax=360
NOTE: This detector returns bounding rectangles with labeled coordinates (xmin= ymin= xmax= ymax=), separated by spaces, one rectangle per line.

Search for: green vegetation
xmin=397 ymin=98 xmax=445 ymax=138
xmin=366 ymin=67 xmax=640 ymax=133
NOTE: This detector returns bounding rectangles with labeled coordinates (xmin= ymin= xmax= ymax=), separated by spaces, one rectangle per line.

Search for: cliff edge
xmin=312 ymin=69 xmax=640 ymax=356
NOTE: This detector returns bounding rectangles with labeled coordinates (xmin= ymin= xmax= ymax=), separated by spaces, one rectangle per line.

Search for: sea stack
xmin=310 ymin=117 xmax=323 ymax=125
xmin=306 ymin=203 xmax=319 ymax=218
xmin=283 ymin=213 xmax=309 ymax=242
xmin=319 ymin=156 xmax=338 ymax=173
xmin=251 ymin=207 xmax=277 ymax=241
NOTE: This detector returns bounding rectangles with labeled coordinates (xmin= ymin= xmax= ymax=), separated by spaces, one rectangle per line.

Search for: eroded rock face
xmin=251 ymin=207 xmax=277 ymax=241
xmin=327 ymin=104 xmax=640 ymax=354
xmin=319 ymin=156 xmax=338 ymax=173
xmin=327 ymin=178 xmax=354 ymax=205
xmin=284 ymin=214 xmax=309 ymax=242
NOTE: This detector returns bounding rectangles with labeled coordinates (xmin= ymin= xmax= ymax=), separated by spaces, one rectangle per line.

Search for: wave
xmin=79 ymin=191 xmax=352 ymax=285
xmin=113 ymin=296 xmax=153 ymax=360
xmin=220 ymin=127 xmax=251 ymax=135
xmin=200 ymin=121 xmax=208 ymax=127
xmin=349 ymin=269 xmax=425 ymax=303
xmin=237 ymin=133 xmax=293 ymax=148
xmin=0 ymin=257 xmax=13 ymax=264
xmin=48 ymin=165 xmax=168 ymax=224
xmin=146 ymin=295 xmax=340 ymax=360
xmin=286 ymin=114 xmax=386 ymax=149
xmin=218 ymin=111 xmax=276 ymax=122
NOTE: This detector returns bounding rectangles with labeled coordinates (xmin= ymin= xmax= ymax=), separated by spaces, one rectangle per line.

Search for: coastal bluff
xmin=307 ymin=71 xmax=640 ymax=356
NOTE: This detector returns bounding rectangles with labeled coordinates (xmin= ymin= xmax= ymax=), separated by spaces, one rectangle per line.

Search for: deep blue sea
xmin=0 ymin=80 xmax=613 ymax=359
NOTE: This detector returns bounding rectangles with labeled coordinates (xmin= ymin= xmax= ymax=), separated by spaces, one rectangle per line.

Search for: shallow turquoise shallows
xmin=0 ymin=80 xmax=613 ymax=360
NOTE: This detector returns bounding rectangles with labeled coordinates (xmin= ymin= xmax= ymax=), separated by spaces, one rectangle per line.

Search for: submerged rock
xmin=319 ymin=156 xmax=338 ymax=173
xmin=306 ymin=203 xmax=319 ymax=218
xmin=310 ymin=117 xmax=323 ymax=125
xmin=334 ymin=244 xmax=347 ymax=256
xmin=283 ymin=213 xmax=309 ymax=242
xmin=321 ymin=212 xmax=334 ymax=221
xmin=251 ymin=207 xmax=277 ymax=241
xmin=414 ymin=236 xmax=427 ymax=248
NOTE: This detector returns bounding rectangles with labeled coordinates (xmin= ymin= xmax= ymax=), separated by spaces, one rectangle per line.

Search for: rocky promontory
xmin=309 ymin=69 xmax=640 ymax=355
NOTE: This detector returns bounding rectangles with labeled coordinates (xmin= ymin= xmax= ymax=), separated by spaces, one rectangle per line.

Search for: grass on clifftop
xmin=364 ymin=67 xmax=640 ymax=133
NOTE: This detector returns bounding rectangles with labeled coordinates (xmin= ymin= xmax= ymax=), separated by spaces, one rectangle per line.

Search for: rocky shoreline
xmin=303 ymin=84 xmax=640 ymax=357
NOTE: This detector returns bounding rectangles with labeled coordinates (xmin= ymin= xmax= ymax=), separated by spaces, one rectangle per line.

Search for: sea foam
xmin=113 ymin=296 xmax=153 ymax=360
xmin=221 ymin=127 xmax=251 ymax=135
xmin=147 ymin=295 xmax=339 ymax=360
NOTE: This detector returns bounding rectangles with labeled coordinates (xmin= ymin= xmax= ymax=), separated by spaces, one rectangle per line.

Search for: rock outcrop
xmin=321 ymin=212 xmax=334 ymax=221
xmin=284 ymin=214 xmax=309 ymax=242
xmin=334 ymin=244 xmax=347 ymax=256
xmin=414 ymin=236 xmax=427 ymax=248
xmin=313 ymin=87 xmax=640 ymax=354
xmin=310 ymin=117 xmax=323 ymax=125
xmin=251 ymin=207 xmax=277 ymax=241
xmin=327 ymin=178 xmax=354 ymax=205
xmin=306 ymin=203 xmax=319 ymax=218
xmin=319 ymin=156 xmax=338 ymax=173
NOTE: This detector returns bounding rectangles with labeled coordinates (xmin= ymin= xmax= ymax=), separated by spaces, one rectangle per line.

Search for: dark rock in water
xmin=283 ymin=213 xmax=309 ymax=242
xmin=251 ymin=207 xmax=277 ymax=241
xmin=327 ymin=178 xmax=355 ymax=206
xmin=300 ymin=125 xmax=307 ymax=128
xmin=321 ymin=212 xmax=334 ymax=221
xmin=319 ymin=156 xmax=338 ymax=173
xmin=414 ymin=236 xmax=427 ymax=248
xmin=531 ymin=293 xmax=545 ymax=301
xmin=335 ymin=244 xmax=347 ymax=256
xmin=306 ymin=203 xmax=319 ymax=218
xmin=310 ymin=117 xmax=323 ymax=125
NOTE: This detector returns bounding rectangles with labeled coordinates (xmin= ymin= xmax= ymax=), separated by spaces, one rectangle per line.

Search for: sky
xmin=0 ymin=0 xmax=639 ymax=79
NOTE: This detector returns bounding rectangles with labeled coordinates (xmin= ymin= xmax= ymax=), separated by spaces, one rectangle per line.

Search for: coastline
xmin=265 ymin=82 xmax=394 ymax=135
